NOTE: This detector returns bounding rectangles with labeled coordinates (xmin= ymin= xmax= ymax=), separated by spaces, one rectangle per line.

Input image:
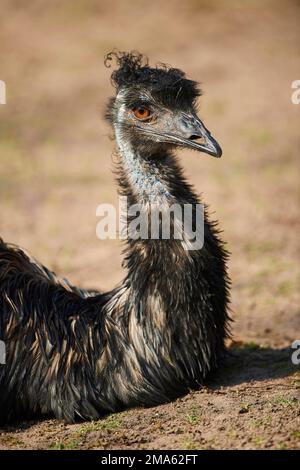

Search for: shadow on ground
xmin=211 ymin=345 xmax=299 ymax=387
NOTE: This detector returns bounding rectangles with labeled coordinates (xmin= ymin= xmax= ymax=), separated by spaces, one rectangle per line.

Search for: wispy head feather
xmin=104 ymin=50 xmax=201 ymax=109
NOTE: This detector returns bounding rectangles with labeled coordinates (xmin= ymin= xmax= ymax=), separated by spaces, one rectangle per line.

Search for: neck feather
xmin=115 ymin=128 xmax=197 ymax=206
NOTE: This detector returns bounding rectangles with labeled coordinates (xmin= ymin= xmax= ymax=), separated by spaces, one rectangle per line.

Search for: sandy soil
xmin=0 ymin=0 xmax=299 ymax=450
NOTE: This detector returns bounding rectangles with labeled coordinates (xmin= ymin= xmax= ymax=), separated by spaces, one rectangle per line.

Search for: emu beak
xmin=172 ymin=113 xmax=222 ymax=158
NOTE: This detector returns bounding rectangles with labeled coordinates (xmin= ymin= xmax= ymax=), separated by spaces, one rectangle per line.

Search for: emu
xmin=0 ymin=52 xmax=230 ymax=424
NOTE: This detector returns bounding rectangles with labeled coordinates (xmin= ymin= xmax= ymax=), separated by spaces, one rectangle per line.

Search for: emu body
xmin=0 ymin=52 xmax=230 ymax=423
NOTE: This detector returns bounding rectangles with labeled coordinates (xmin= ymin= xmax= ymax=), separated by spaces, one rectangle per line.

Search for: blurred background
xmin=0 ymin=0 xmax=299 ymax=347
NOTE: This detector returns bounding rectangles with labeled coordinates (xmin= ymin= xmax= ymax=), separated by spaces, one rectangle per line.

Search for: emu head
xmin=105 ymin=51 xmax=222 ymax=158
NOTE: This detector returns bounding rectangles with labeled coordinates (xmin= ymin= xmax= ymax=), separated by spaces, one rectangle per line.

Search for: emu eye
xmin=132 ymin=106 xmax=152 ymax=120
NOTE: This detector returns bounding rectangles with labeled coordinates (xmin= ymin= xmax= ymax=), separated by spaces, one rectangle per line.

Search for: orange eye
xmin=132 ymin=107 xmax=151 ymax=120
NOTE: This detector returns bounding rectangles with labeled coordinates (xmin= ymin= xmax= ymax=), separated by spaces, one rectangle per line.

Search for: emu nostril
xmin=189 ymin=135 xmax=202 ymax=141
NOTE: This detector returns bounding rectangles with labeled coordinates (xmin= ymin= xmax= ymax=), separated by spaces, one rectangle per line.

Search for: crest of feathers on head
xmin=104 ymin=50 xmax=201 ymax=109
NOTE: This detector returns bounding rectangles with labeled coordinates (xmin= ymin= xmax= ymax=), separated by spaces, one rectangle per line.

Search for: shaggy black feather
xmin=105 ymin=50 xmax=201 ymax=110
xmin=0 ymin=52 xmax=230 ymax=424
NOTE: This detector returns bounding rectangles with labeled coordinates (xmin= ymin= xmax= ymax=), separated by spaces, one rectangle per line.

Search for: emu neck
xmin=116 ymin=142 xmax=171 ymax=204
xmin=111 ymin=129 xmax=226 ymax=379
xmin=114 ymin=128 xmax=203 ymax=285
xmin=115 ymin=130 xmax=196 ymax=207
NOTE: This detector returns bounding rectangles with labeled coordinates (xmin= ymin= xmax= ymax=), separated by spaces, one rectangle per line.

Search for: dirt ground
xmin=0 ymin=0 xmax=299 ymax=450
